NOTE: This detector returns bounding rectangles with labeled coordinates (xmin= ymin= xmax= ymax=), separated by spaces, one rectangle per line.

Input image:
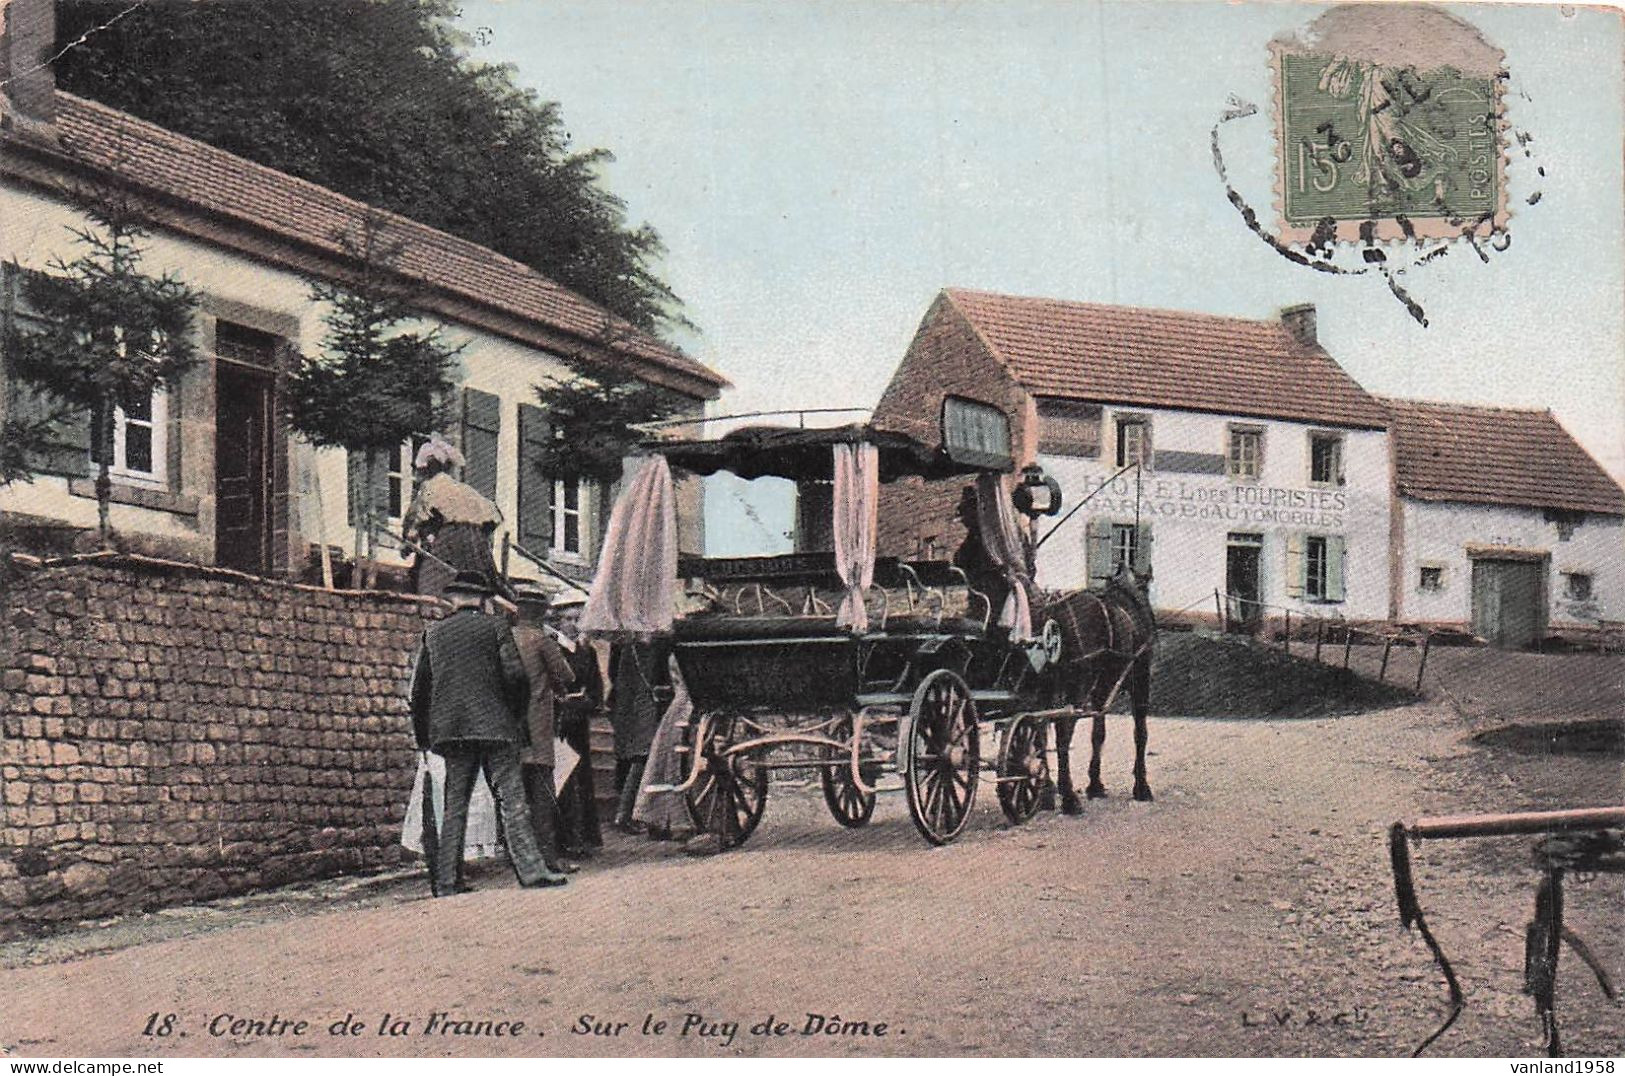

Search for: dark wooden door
xmin=215 ymin=364 xmax=274 ymax=574
xmin=1226 ymin=537 xmax=1262 ymax=630
xmin=1472 ymin=558 xmax=1546 ymax=648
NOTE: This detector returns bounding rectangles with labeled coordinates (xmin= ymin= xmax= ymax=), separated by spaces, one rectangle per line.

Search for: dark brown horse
xmin=1039 ymin=565 xmax=1157 ymax=813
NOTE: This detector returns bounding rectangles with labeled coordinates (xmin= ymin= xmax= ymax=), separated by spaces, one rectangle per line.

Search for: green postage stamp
xmin=1271 ymin=5 xmax=1508 ymax=244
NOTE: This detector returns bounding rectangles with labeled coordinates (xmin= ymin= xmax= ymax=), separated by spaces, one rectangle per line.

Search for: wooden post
xmin=1314 ymin=620 xmax=1324 ymax=662
xmin=1343 ymin=625 xmax=1354 ymax=669
xmin=501 ymin=532 xmax=511 ymax=584
xmin=1283 ymin=610 xmax=1291 ymax=654
xmin=1415 ymin=634 xmax=1432 ymax=692
xmin=1379 ymin=636 xmax=1394 ymax=681
xmin=1215 ymin=589 xmax=1225 ymax=632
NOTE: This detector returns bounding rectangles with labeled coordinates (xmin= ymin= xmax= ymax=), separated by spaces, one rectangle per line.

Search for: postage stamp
xmin=1271 ymin=5 xmax=1509 ymax=244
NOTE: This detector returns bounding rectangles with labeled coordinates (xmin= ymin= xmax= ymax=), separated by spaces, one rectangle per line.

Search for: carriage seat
xmin=677 ymin=554 xmax=989 ymax=636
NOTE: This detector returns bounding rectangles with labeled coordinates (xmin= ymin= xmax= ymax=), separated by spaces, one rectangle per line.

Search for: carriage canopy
xmin=580 ymin=424 xmax=1008 ymax=637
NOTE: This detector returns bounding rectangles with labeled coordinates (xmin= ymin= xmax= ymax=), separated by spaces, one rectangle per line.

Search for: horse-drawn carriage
xmin=580 ymin=422 xmax=1155 ymax=849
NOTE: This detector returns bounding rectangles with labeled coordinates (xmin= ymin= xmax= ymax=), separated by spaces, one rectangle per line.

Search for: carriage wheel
xmin=685 ymin=712 xmax=768 ymax=849
xmin=820 ymin=712 xmax=876 ymax=828
xmin=996 ymin=713 xmax=1049 ymax=825
xmin=902 ymin=669 xmax=979 ymax=845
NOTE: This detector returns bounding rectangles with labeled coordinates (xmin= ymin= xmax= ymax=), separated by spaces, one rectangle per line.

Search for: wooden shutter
xmin=1132 ymin=520 xmax=1154 ymax=577
xmin=6 ymin=382 xmax=91 ymax=477
xmin=345 ymin=448 xmax=391 ymax=527
xmin=591 ymin=479 xmax=613 ymax=564
xmin=1284 ymin=533 xmax=1306 ymax=598
xmin=516 ymin=403 xmax=553 ymax=554
xmin=1325 ymin=534 xmax=1347 ymax=602
xmin=461 ymin=388 xmax=500 ymax=500
xmin=1085 ymin=517 xmax=1114 ymax=588
xmin=2 ymin=264 xmax=92 ymax=477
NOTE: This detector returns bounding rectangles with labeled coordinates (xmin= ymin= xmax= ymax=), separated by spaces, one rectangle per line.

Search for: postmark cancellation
xmin=1271 ymin=4 xmax=1509 ymax=245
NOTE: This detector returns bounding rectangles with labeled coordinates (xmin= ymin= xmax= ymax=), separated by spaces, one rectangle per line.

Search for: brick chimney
xmin=1279 ymin=303 xmax=1317 ymax=348
xmin=0 ymin=0 xmax=58 ymax=136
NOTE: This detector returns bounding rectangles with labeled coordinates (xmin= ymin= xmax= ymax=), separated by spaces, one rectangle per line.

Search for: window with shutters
xmin=1087 ymin=517 xmax=1153 ymax=585
xmin=89 ymin=388 xmax=168 ymax=488
xmin=1286 ymin=532 xmax=1346 ymax=602
xmin=1115 ymin=415 xmax=1151 ymax=470
xmin=1226 ymin=425 xmax=1262 ymax=480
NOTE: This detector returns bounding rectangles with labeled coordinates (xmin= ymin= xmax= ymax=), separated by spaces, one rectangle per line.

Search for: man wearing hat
xmin=510 ymin=581 xmax=579 ymax=874
xmin=548 ymin=589 xmax=604 ymax=856
xmin=409 ymin=572 xmax=566 ymax=894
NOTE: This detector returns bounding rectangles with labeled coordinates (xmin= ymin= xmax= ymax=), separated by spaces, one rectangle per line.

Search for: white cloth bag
xmin=400 ymin=751 xmax=503 ymax=859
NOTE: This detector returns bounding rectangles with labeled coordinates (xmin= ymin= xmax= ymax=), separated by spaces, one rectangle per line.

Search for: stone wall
xmin=870 ymin=293 xmax=1036 ymax=561
xmin=0 ymin=553 xmax=438 ymax=936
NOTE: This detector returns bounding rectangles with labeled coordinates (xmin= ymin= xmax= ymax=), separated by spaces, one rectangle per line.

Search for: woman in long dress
xmin=632 ymin=654 xmax=695 ymax=839
xmin=402 ymin=438 xmax=506 ymax=599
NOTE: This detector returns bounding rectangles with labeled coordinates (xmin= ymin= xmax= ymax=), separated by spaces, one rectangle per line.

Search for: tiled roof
xmin=943 ymin=288 xmax=1388 ymax=429
xmin=39 ymin=94 xmax=725 ymax=391
xmin=1383 ymin=397 xmax=1625 ymax=515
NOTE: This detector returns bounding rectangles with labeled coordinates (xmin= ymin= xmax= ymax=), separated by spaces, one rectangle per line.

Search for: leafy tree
xmin=54 ymin=0 xmax=691 ymax=336
xmin=284 ymin=214 xmax=460 ymax=586
xmin=531 ymin=339 xmax=690 ymax=485
xmin=3 ymin=183 xmax=198 ymax=546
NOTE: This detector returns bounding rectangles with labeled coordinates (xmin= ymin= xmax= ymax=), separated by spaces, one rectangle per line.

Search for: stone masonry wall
xmin=0 ymin=553 xmax=439 ymax=937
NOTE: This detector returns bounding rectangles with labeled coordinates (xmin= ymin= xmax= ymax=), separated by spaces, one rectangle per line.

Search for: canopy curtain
xmin=974 ymin=471 xmax=1033 ymax=641
xmin=581 ymin=455 xmax=678 ymax=636
xmin=832 ymin=442 xmax=879 ymax=632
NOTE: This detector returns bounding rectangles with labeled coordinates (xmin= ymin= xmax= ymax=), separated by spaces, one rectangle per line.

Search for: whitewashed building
xmin=873 ymin=289 xmax=1393 ymax=628
xmin=1386 ymin=399 xmax=1624 ymax=646
xmin=0 ymin=2 xmax=724 ymax=586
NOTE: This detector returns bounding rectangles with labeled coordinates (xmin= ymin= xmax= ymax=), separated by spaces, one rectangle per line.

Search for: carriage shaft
xmin=1404 ymin=806 xmax=1625 ymax=841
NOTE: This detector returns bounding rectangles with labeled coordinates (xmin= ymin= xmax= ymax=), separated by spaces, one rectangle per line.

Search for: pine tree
xmin=3 ymin=183 xmax=198 ymax=546
xmin=530 ymin=334 xmax=689 ymax=485
xmin=284 ymin=214 xmax=460 ymax=587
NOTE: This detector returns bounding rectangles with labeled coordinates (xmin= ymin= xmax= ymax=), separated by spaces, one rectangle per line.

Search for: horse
xmin=948 ymin=485 xmax=1157 ymax=813
xmin=1038 ymin=564 xmax=1157 ymax=813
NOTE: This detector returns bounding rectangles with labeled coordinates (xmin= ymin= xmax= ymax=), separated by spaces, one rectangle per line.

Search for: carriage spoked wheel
xmin=820 ymin=712 xmax=876 ymax=829
xmin=684 ymin=711 xmax=769 ymax=849
xmin=902 ymin=669 xmax=980 ymax=845
xmin=996 ymin=713 xmax=1049 ymax=825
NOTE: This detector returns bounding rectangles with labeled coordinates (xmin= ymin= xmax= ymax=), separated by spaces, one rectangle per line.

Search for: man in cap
xmin=410 ymin=572 xmax=566 ymax=894
xmin=510 ymin=581 xmax=579 ymax=874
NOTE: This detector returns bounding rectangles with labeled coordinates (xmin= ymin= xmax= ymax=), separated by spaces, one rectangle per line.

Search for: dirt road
xmin=1 ymin=648 xmax=1620 ymax=1058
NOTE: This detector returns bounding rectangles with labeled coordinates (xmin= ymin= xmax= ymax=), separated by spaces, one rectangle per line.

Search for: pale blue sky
xmin=462 ymin=0 xmax=1623 ymax=550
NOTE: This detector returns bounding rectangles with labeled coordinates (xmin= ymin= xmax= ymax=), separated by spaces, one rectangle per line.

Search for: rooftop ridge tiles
xmin=42 ymin=93 xmax=727 ymax=390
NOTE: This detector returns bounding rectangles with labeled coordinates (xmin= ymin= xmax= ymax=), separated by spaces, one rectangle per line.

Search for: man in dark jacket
xmin=409 ymin=573 xmax=565 ymax=894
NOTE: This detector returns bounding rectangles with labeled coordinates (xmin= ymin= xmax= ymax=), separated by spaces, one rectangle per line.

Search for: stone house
xmin=0 ymin=0 xmax=726 ymax=586
xmin=872 ymin=288 xmax=1394 ymax=629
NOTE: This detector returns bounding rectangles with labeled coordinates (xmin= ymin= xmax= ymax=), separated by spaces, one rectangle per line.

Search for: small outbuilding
xmin=1386 ymin=398 xmax=1624 ymax=647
